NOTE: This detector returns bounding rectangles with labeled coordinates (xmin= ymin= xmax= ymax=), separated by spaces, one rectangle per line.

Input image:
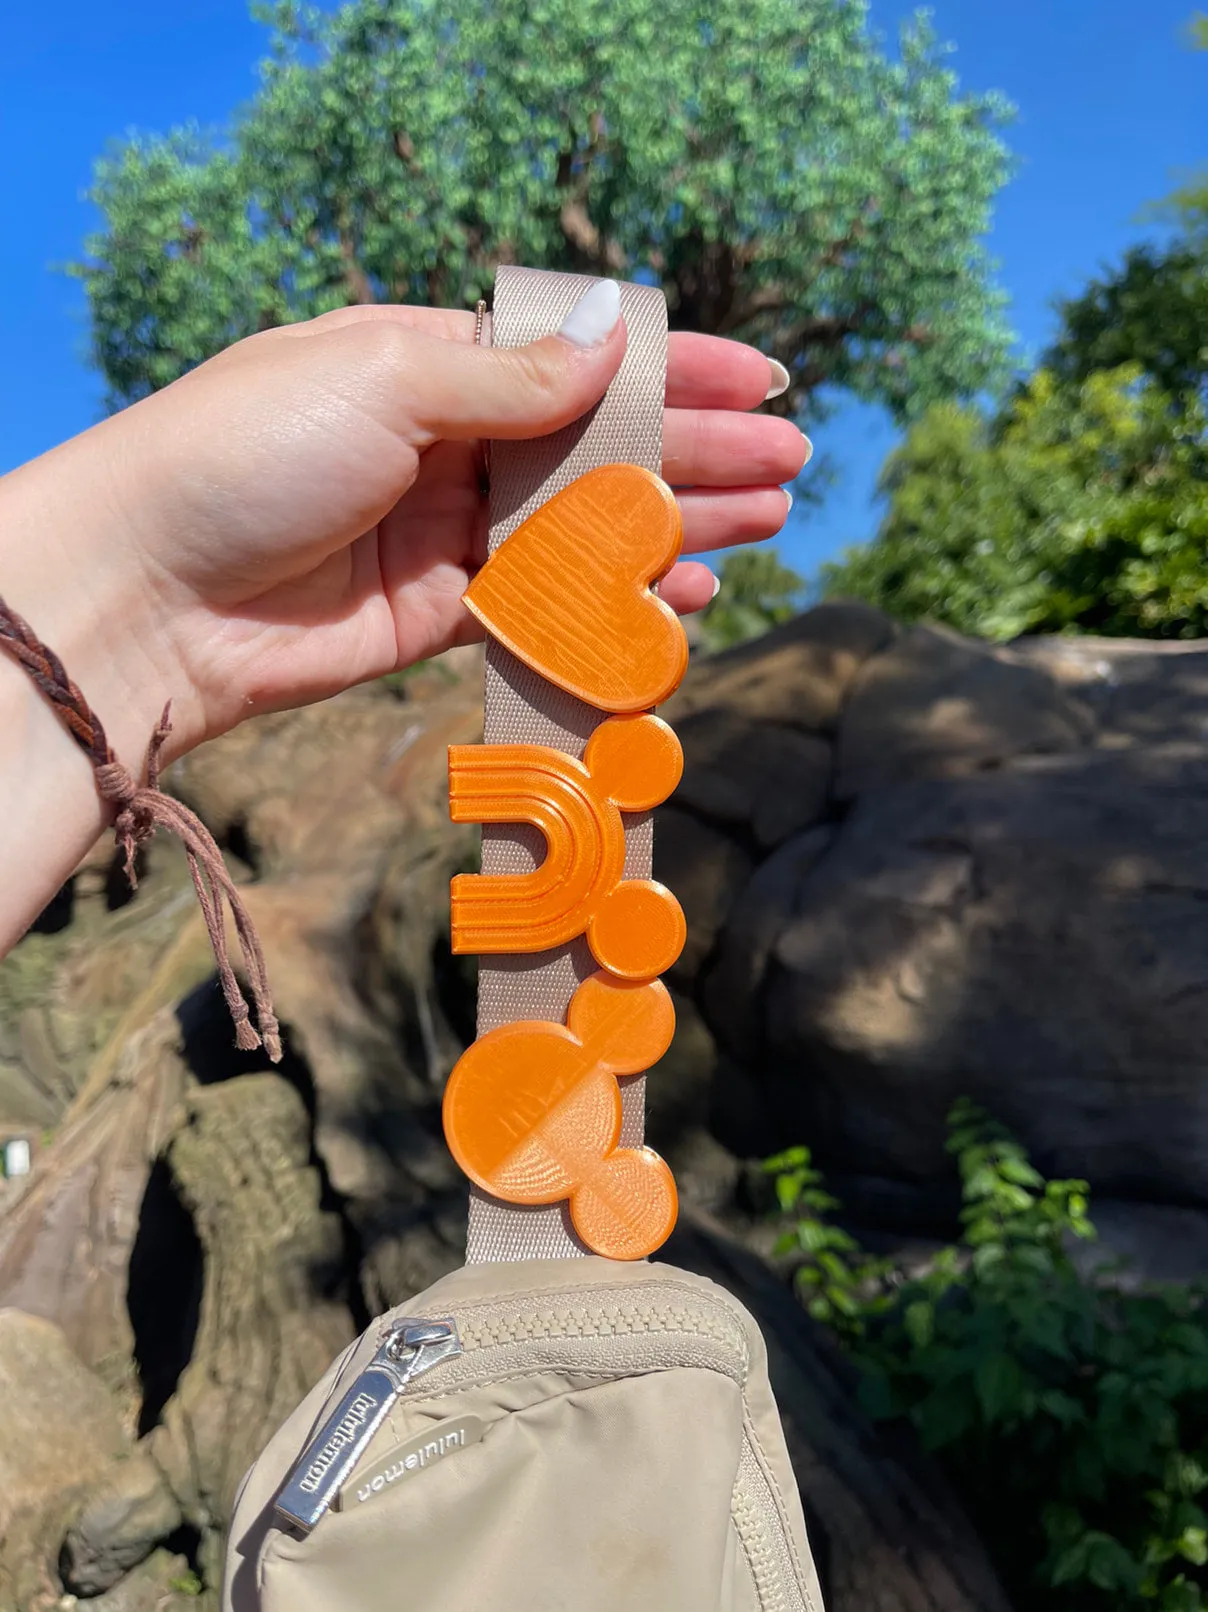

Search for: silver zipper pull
xmin=275 ymin=1317 xmax=462 ymax=1534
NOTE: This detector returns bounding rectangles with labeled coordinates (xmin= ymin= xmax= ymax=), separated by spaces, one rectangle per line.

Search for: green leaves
xmin=1047 ymin=242 xmax=1208 ymax=401
xmin=761 ymin=1144 xmax=892 ymax=1337
xmin=764 ymin=1101 xmax=1208 ymax=1609
xmin=77 ymin=0 xmax=1013 ymax=419
xmin=822 ymin=180 xmax=1208 ymax=644
xmin=822 ymin=359 xmax=1208 ymax=641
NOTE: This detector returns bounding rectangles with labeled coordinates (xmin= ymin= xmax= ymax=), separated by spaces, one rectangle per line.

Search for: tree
xmin=821 ymin=365 xmax=1208 ymax=640
xmin=699 ymin=547 xmax=805 ymax=650
xmin=1043 ymin=241 xmax=1208 ymax=402
xmin=78 ymin=0 xmax=1013 ymax=416
xmin=825 ymin=10 xmax=1208 ymax=648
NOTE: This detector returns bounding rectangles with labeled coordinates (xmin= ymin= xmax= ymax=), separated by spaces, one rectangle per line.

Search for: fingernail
xmin=800 ymin=431 xmax=813 ymax=465
xmin=710 ymin=572 xmax=722 ymax=600
xmin=783 ymin=489 xmax=794 ymax=516
xmin=557 ymin=280 xmax=622 ymax=347
xmin=765 ymin=359 xmax=791 ymax=400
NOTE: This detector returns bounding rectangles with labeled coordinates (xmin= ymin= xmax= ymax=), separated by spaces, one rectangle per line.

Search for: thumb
xmin=350 ymin=279 xmax=629 ymax=446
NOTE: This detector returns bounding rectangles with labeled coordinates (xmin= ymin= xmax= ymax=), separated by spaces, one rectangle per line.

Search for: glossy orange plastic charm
xmin=449 ymin=713 xmax=686 ymax=978
xmin=463 ymin=464 xmax=689 ymax=714
xmin=443 ymin=971 xmax=678 ymax=1259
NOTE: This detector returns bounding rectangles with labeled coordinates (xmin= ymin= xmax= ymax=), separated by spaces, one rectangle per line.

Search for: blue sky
xmin=1 ymin=1 xmax=1204 ymax=578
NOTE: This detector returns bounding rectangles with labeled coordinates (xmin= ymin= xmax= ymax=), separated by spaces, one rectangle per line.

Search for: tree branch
xmin=558 ymin=200 xmax=625 ymax=272
xmin=554 ymin=118 xmax=626 ymax=273
xmin=338 ymin=233 xmax=375 ymax=305
xmin=392 ymin=130 xmax=421 ymax=175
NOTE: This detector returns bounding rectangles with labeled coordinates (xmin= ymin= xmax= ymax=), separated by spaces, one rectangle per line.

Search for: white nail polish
xmin=710 ymin=572 xmax=722 ymax=600
xmin=557 ymin=280 xmax=622 ymax=347
xmin=765 ymin=359 xmax=791 ymax=401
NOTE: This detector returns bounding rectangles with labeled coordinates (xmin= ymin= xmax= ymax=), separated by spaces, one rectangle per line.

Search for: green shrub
xmin=765 ymin=1102 xmax=1208 ymax=1609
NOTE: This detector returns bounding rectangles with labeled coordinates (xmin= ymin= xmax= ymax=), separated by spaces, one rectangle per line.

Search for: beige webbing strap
xmin=464 ymin=265 xmax=670 ymax=1264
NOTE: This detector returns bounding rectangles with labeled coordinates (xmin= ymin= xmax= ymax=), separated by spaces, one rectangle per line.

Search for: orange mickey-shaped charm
xmin=442 ymin=972 xmax=678 ymax=1259
xmin=463 ymin=464 xmax=689 ymax=714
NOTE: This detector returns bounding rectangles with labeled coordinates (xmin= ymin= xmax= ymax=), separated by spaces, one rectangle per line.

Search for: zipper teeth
xmin=460 ymin=1306 xmax=741 ymax=1348
xmin=733 ymin=1440 xmax=809 ymax=1612
xmin=394 ymin=1285 xmax=749 ymax=1369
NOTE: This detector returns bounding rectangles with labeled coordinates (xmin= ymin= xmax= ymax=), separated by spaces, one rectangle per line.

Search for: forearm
xmin=0 ymin=437 xmax=198 ymax=951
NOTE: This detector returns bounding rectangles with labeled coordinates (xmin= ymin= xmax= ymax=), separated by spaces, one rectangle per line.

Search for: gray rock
xmin=765 ymin=745 xmax=1208 ymax=1206
xmin=701 ymin=828 xmax=835 ymax=1062
xmin=645 ymin=988 xmax=718 ymax=1148
xmin=1067 ymin=1199 xmax=1208 ymax=1288
xmin=0 ymin=1309 xmax=130 ymax=1609
xmin=1011 ymin=634 xmax=1208 ymax=749
xmin=652 ymin=808 xmax=754 ymax=984
xmin=62 ymin=1448 xmax=182 ymax=1596
xmin=672 ymin=712 xmax=832 ymax=848
xmin=86 ymin=1549 xmax=201 ymax=1612
xmin=669 ymin=599 xmax=897 ymax=734
xmin=836 ymin=622 xmax=1093 ymax=798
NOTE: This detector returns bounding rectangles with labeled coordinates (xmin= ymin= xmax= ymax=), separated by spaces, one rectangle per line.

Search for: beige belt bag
xmin=221 ymin=268 xmax=824 ymax=1612
xmin=224 ymin=1257 xmax=822 ymax=1612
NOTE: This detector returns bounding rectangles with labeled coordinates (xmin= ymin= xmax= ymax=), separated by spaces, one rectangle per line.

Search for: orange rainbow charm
xmin=449 ymin=713 xmax=686 ymax=979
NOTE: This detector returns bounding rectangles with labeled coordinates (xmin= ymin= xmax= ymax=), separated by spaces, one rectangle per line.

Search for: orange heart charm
xmin=463 ymin=464 xmax=689 ymax=714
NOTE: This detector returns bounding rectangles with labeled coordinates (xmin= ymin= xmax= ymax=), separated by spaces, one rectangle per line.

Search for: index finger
xmin=665 ymin=331 xmax=785 ymax=412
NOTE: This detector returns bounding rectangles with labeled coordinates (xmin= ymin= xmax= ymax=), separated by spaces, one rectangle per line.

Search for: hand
xmin=5 ymin=284 xmax=808 ymax=752
xmin=0 ymin=282 xmax=808 ymax=943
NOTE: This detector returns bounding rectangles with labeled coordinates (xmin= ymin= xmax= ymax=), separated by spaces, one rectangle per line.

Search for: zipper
xmin=275 ymin=1318 xmax=462 ymax=1534
xmin=732 ymin=1437 xmax=811 ymax=1612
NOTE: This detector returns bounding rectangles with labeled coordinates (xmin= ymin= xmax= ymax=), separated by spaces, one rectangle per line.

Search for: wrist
xmin=0 ymin=425 xmax=208 ymax=767
xmin=0 ymin=433 xmax=208 ymax=949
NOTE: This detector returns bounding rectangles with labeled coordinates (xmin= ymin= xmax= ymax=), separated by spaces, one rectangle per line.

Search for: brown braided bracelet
xmin=0 ymin=593 xmax=282 ymax=1063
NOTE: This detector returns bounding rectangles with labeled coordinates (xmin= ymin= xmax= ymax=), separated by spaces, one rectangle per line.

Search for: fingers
xmin=658 ymin=560 xmax=720 ymax=616
xmin=662 ymin=408 xmax=810 ymax=488
xmin=245 ymin=300 xmax=807 ymax=480
xmin=677 ymin=486 xmax=793 ymax=553
xmin=272 ymin=281 xmax=628 ymax=450
xmin=665 ymin=332 xmax=786 ymax=411
xmin=275 ymin=311 xmax=783 ymax=414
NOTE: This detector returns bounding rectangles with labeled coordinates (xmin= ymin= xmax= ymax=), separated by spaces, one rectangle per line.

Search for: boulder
xmin=1011 ymin=633 xmax=1208 ymax=749
xmin=652 ymin=807 xmax=753 ymax=983
xmin=836 ymin=622 xmax=1093 ymax=798
xmin=1066 ymin=1199 xmax=1208 ymax=1291
xmin=765 ymin=745 xmax=1208 ymax=1215
xmin=0 ymin=1309 xmax=131 ymax=1609
xmin=62 ymin=1449 xmax=183 ymax=1597
xmin=673 ymin=711 xmax=832 ymax=849
xmin=84 ymin=1549 xmax=204 ymax=1612
xmin=668 ymin=598 xmax=896 ymax=733
xmin=701 ymin=827 xmax=835 ymax=1064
